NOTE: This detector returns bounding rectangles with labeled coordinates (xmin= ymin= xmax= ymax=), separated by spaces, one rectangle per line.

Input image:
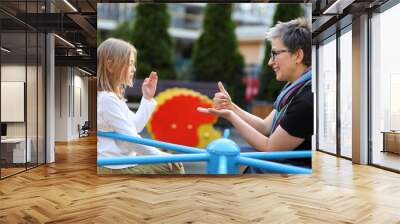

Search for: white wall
xmin=54 ymin=66 xmax=69 ymax=141
xmin=1 ymin=65 xmax=26 ymax=138
xmin=72 ymin=73 xmax=89 ymax=137
xmin=54 ymin=67 xmax=89 ymax=141
xmin=1 ymin=64 xmax=46 ymax=164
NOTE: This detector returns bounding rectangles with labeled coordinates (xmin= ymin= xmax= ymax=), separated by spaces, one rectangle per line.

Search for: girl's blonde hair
xmin=97 ymin=38 xmax=137 ymax=99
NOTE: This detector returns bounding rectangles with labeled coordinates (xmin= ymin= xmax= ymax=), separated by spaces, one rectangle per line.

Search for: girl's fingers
xmin=174 ymin=163 xmax=182 ymax=170
xmin=150 ymin=76 xmax=158 ymax=85
xmin=149 ymin=71 xmax=158 ymax=80
xmin=168 ymin=163 xmax=173 ymax=171
xmin=147 ymin=73 xmax=158 ymax=87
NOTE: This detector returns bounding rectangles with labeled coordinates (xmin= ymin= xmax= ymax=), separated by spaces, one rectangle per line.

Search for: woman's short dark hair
xmin=266 ymin=17 xmax=311 ymax=67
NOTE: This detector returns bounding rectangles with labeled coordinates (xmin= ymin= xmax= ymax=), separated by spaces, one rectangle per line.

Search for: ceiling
xmin=0 ymin=0 xmax=98 ymax=74
xmin=311 ymin=0 xmax=389 ymax=42
xmin=1 ymin=0 xmax=394 ymax=73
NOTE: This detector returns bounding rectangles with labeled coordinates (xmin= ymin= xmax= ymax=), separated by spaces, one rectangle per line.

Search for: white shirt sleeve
xmin=129 ymin=96 xmax=157 ymax=133
xmin=101 ymin=95 xmax=164 ymax=156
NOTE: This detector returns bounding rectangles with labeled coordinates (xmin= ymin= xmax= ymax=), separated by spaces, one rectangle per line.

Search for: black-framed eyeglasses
xmin=270 ymin=49 xmax=290 ymax=61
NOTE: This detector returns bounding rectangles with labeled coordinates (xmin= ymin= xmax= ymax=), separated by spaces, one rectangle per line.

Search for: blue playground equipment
xmin=97 ymin=130 xmax=312 ymax=174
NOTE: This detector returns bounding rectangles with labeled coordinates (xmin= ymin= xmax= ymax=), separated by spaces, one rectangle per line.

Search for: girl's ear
xmin=106 ymin=59 xmax=113 ymax=73
xmin=120 ymin=65 xmax=130 ymax=86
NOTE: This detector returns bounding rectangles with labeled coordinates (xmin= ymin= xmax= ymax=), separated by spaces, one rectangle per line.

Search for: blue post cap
xmin=206 ymin=138 xmax=240 ymax=156
xmin=223 ymin=129 xmax=230 ymax=138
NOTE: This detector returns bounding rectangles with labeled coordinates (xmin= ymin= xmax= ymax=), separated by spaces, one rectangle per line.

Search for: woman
xmin=97 ymin=38 xmax=184 ymax=174
xmin=198 ymin=18 xmax=312 ymax=173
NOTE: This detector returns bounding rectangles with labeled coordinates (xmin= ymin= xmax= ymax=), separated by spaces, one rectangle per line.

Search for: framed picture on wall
xmin=1 ymin=81 xmax=25 ymax=122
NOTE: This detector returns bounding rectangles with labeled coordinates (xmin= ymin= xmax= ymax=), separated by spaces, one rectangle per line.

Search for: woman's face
xmin=268 ymin=38 xmax=296 ymax=82
xmin=124 ymin=51 xmax=136 ymax=87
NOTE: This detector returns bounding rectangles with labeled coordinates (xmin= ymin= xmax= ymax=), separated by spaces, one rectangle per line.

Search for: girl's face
xmin=123 ymin=51 xmax=136 ymax=87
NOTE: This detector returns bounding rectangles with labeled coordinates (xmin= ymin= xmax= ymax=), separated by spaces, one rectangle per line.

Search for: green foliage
xmin=192 ymin=4 xmax=245 ymax=107
xmin=257 ymin=4 xmax=304 ymax=101
xmin=130 ymin=4 xmax=176 ymax=79
xmin=111 ymin=20 xmax=133 ymax=43
xmin=97 ymin=31 xmax=103 ymax=46
xmin=272 ymin=4 xmax=304 ymax=24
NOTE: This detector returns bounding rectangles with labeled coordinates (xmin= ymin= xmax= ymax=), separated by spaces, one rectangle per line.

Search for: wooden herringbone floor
xmin=1 ymin=135 xmax=400 ymax=224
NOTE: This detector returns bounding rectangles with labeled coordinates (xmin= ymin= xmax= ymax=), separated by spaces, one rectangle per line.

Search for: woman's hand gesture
xmin=197 ymin=107 xmax=233 ymax=120
xmin=213 ymin=82 xmax=233 ymax=110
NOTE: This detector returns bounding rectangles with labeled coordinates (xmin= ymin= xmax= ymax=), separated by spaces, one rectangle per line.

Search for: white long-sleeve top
xmin=97 ymin=91 xmax=166 ymax=169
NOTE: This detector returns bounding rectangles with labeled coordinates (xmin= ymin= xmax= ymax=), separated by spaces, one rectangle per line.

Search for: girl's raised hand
xmin=142 ymin=71 xmax=158 ymax=100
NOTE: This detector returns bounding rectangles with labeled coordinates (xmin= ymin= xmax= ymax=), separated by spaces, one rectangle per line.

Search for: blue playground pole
xmin=97 ymin=131 xmax=312 ymax=174
xmin=223 ymin=129 xmax=230 ymax=138
xmin=206 ymin=138 xmax=240 ymax=174
xmin=98 ymin=153 xmax=209 ymax=166
xmin=240 ymin=151 xmax=312 ymax=160
xmin=97 ymin=131 xmax=203 ymax=154
xmin=236 ymin=157 xmax=311 ymax=174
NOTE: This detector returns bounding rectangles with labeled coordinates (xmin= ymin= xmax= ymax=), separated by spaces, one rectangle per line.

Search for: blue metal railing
xmin=97 ymin=131 xmax=312 ymax=174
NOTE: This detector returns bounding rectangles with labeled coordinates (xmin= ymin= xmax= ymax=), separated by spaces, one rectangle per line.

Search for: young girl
xmin=97 ymin=38 xmax=184 ymax=174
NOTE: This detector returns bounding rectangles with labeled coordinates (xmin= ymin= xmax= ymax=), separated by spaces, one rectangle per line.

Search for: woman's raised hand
xmin=142 ymin=71 xmax=158 ymax=100
xmin=213 ymin=81 xmax=233 ymax=110
xmin=197 ymin=81 xmax=234 ymax=120
xmin=197 ymin=107 xmax=233 ymax=120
